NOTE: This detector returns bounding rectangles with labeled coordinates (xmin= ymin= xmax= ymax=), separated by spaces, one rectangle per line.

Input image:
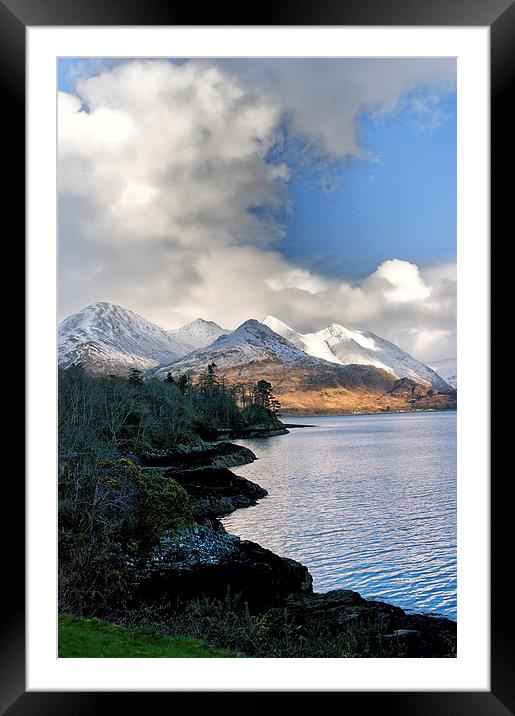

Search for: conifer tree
xmin=128 ymin=368 xmax=144 ymax=385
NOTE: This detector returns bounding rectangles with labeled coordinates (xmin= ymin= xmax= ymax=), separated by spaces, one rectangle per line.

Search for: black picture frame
xmin=6 ymin=0 xmax=509 ymax=711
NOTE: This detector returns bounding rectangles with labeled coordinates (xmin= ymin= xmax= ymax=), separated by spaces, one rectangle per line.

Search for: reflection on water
xmin=221 ymin=412 xmax=457 ymax=620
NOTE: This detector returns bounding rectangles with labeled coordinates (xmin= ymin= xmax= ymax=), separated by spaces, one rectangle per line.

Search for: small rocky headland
xmin=58 ymin=366 xmax=456 ymax=658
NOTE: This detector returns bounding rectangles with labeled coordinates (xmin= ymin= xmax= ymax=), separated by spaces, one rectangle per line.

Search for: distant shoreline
xmin=279 ymin=407 xmax=457 ymax=420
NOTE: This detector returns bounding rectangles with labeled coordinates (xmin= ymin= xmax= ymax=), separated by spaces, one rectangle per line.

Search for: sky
xmin=58 ymin=57 xmax=456 ymax=362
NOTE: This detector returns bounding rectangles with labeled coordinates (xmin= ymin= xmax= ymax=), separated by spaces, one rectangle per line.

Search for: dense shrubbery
xmin=61 ymin=457 xmax=194 ymax=551
xmin=58 ymin=457 xmax=194 ymax=614
xmin=58 ymin=365 xmax=281 ymax=616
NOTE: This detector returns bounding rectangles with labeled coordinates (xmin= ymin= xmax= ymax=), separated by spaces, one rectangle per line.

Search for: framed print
xmin=5 ymin=0 xmax=510 ymax=710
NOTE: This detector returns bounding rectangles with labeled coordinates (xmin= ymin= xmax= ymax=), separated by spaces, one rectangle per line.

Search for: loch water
xmin=222 ymin=411 xmax=457 ymax=620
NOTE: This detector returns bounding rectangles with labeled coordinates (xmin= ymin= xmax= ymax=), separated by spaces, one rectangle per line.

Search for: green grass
xmin=58 ymin=614 xmax=241 ymax=658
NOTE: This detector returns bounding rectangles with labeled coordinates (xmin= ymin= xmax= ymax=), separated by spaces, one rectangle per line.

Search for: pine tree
xmin=253 ymin=380 xmax=275 ymax=410
xmin=206 ymin=362 xmax=218 ymax=389
xmin=177 ymin=374 xmax=190 ymax=395
xmin=128 ymin=368 xmax=144 ymax=385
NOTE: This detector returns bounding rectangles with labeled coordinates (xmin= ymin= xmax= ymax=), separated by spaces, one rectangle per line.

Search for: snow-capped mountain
xmin=58 ymin=302 xmax=194 ymax=375
xmin=167 ymin=318 xmax=229 ymax=354
xmin=58 ymin=304 xmax=456 ymax=413
xmin=152 ymin=318 xmax=453 ymax=413
xmin=262 ymin=316 xmax=451 ymax=392
xmin=152 ymin=318 xmax=403 ymax=397
xmin=153 ymin=319 xmax=315 ymax=379
xmin=428 ymin=358 xmax=457 ymax=389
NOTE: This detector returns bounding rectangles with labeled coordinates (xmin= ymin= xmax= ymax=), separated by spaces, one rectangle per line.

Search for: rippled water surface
xmin=222 ymin=412 xmax=456 ymax=620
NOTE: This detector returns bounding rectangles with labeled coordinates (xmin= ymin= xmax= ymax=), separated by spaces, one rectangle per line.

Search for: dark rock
xmin=135 ymin=526 xmax=312 ymax=608
xmin=139 ymin=441 xmax=256 ymax=470
xmin=158 ymin=525 xmax=241 ymax=567
xmin=165 ymin=467 xmax=268 ymax=519
xmin=231 ymin=427 xmax=288 ymax=438
xmin=386 ymin=629 xmax=420 ymax=637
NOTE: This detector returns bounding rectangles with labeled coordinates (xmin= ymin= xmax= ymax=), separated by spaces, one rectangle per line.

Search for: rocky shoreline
xmin=139 ymin=441 xmax=257 ymax=470
xmin=134 ymin=439 xmax=457 ymax=658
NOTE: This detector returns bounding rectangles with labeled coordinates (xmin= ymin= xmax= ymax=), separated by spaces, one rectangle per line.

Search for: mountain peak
xmin=220 ymin=318 xmax=285 ymax=344
xmin=91 ymin=301 xmax=115 ymax=309
xmin=262 ymin=315 xmax=452 ymax=390
xmin=325 ymin=321 xmax=347 ymax=334
xmin=232 ymin=319 xmax=307 ymax=346
xmin=318 ymin=323 xmax=378 ymax=352
xmin=83 ymin=301 xmax=125 ymax=312
xmin=58 ymin=302 xmax=188 ymax=375
xmin=72 ymin=302 xmax=152 ymax=325
xmin=167 ymin=316 xmax=229 ymax=354
xmin=154 ymin=315 xmax=314 ymax=380
xmin=188 ymin=317 xmax=220 ymax=328
xmin=236 ymin=318 xmax=267 ymax=331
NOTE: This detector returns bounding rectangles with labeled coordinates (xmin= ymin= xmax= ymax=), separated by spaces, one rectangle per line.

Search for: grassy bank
xmin=58 ymin=614 xmax=241 ymax=658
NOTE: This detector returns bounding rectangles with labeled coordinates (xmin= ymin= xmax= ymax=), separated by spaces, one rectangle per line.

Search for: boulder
xmin=135 ymin=525 xmax=312 ymax=608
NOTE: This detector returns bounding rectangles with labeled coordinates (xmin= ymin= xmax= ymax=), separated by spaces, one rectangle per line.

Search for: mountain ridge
xmin=58 ymin=303 xmax=455 ymax=413
xmin=152 ymin=318 xmax=455 ymax=414
xmin=262 ymin=315 xmax=451 ymax=391
xmin=152 ymin=318 xmax=333 ymax=380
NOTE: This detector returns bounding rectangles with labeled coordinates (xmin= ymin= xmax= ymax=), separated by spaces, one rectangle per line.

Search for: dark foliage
xmin=58 ymin=456 xmax=194 ymax=614
xmin=121 ymin=593 xmax=405 ymax=658
xmin=58 ymin=364 xmax=281 ymax=457
xmin=58 ymin=364 xmax=281 ymax=616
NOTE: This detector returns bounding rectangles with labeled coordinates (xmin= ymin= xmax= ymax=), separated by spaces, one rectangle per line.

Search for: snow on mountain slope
xmin=58 ymin=302 xmax=454 ymax=396
xmin=167 ymin=318 xmax=229 ymax=354
xmin=428 ymin=358 xmax=457 ymax=389
xmin=58 ymin=302 xmax=192 ymax=375
xmin=262 ymin=315 xmax=452 ymax=391
xmin=153 ymin=319 xmax=313 ymax=379
xmin=261 ymin=315 xmax=336 ymax=363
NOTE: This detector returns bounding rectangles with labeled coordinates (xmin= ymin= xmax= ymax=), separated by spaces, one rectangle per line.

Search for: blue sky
xmin=58 ymin=58 xmax=457 ymax=359
xmin=284 ymin=94 xmax=456 ymax=278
